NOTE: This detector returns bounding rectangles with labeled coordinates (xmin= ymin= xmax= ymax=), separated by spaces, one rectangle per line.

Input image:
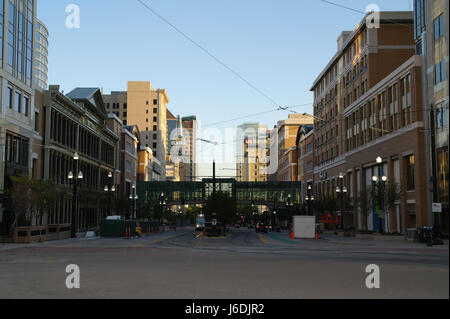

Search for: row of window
xmin=4 ymin=133 xmax=29 ymax=166
xmin=7 ymin=86 xmax=30 ymax=116
xmin=345 ymin=74 xmax=413 ymax=152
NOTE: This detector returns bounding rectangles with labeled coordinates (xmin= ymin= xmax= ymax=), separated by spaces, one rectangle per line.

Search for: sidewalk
xmin=319 ymin=232 xmax=449 ymax=251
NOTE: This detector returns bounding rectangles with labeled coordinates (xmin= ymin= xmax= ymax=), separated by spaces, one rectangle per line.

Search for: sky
xmin=37 ymin=0 xmax=412 ymax=178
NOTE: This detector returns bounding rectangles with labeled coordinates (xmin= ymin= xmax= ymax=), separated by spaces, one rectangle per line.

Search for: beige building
xmin=104 ymin=81 xmax=170 ymax=180
xmin=236 ymin=123 xmax=270 ymax=182
xmin=276 ymin=114 xmax=314 ymax=181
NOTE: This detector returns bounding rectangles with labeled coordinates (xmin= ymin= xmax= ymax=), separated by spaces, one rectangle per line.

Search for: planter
xmin=13 ymin=224 xmax=72 ymax=243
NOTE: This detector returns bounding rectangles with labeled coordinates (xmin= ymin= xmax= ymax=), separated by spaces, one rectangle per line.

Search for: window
xmin=153 ymin=134 xmax=157 ymax=140
xmin=123 ymin=103 xmax=127 ymax=109
xmin=406 ymin=155 xmax=415 ymax=191
xmin=14 ymin=91 xmax=21 ymax=112
xmin=153 ymin=108 xmax=157 ymax=114
xmin=435 ymin=61 xmax=446 ymax=84
xmin=153 ymin=99 xmax=158 ymax=105
xmin=153 ymin=143 xmax=157 ymax=149
xmin=7 ymin=2 xmax=15 ymax=68
xmin=434 ymin=14 xmax=444 ymax=40
xmin=7 ymin=86 xmax=13 ymax=108
xmin=24 ymin=96 xmax=29 ymax=116
xmin=153 ymin=117 xmax=157 ymax=123
xmin=34 ymin=112 xmax=39 ymax=131
xmin=153 ymin=125 xmax=157 ymax=131
xmin=407 ymin=203 xmax=416 ymax=216
xmin=123 ymin=112 xmax=127 ymax=118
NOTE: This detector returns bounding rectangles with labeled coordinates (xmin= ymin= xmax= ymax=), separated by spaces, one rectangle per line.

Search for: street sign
xmin=432 ymin=203 xmax=442 ymax=213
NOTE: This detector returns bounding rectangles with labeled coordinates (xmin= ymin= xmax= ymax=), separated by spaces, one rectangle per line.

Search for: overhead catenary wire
xmin=136 ymin=0 xmax=281 ymax=110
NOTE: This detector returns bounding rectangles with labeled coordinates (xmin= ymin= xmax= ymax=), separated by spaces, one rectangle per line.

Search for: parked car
xmin=232 ymin=224 xmax=241 ymax=229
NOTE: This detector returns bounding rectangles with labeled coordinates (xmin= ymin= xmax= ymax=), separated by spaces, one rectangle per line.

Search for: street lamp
xmin=336 ymin=173 xmax=347 ymax=230
xmin=128 ymin=185 xmax=138 ymax=220
xmin=373 ymin=157 xmax=387 ymax=234
xmin=104 ymin=172 xmax=115 ymax=217
xmin=159 ymin=193 xmax=167 ymax=226
xmin=305 ymin=184 xmax=315 ymax=216
xmin=69 ymin=152 xmax=83 ymax=238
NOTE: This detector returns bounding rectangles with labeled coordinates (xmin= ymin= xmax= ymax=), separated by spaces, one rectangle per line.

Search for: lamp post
xmin=336 ymin=172 xmax=347 ymax=230
xmin=286 ymin=194 xmax=294 ymax=227
xmin=159 ymin=192 xmax=167 ymax=226
xmin=305 ymin=184 xmax=315 ymax=216
xmin=69 ymin=152 xmax=83 ymax=238
xmin=104 ymin=172 xmax=115 ymax=217
xmin=373 ymin=156 xmax=387 ymax=234
xmin=129 ymin=185 xmax=138 ymax=220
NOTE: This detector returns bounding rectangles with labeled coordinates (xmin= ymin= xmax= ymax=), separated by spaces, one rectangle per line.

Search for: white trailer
xmin=293 ymin=216 xmax=316 ymax=239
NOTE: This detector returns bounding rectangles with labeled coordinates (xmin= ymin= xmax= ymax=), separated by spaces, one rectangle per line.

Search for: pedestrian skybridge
xmin=137 ymin=179 xmax=302 ymax=207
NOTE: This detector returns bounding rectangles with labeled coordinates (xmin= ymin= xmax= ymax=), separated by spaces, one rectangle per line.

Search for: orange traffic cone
xmin=290 ymin=232 xmax=295 ymax=239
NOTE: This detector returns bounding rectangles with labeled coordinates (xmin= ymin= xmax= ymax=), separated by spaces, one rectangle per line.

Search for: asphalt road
xmin=0 ymin=228 xmax=448 ymax=299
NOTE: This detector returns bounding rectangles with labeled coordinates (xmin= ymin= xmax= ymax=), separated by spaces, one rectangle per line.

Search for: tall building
xmin=236 ymin=123 xmax=270 ymax=182
xmin=311 ymin=12 xmax=415 ymax=200
xmin=0 ymin=0 xmax=37 ymax=236
xmin=166 ymin=109 xmax=179 ymax=181
xmin=104 ymin=81 xmax=170 ymax=180
xmin=276 ymin=114 xmax=314 ymax=181
xmin=414 ymin=0 xmax=449 ymax=235
xmin=310 ymin=11 xmax=434 ymax=234
xmin=35 ymin=18 xmax=48 ymax=90
xmin=296 ymin=126 xmax=314 ymax=202
xmin=180 ymin=116 xmax=198 ymax=182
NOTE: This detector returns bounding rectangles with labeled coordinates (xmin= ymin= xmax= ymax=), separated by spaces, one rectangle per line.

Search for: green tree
xmin=204 ymin=191 xmax=236 ymax=225
xmin=10 ymin=175 xmax=56 ymax=231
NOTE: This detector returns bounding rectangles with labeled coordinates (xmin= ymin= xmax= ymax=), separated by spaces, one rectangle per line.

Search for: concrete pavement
xmin=0 ymin=228 xmax=448 ymax=299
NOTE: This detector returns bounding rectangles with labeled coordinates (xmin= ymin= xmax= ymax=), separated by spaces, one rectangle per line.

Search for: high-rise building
xmin=104 ymin=81 xmax=170 ymax=180
xmin=35 ymin=18 xmax=48 ymax=90
xmin=236 ymin=123 xmax=270 ymax=182
xmin=414 ymin=0 xmax=449 ymax=235
xmin=311 ymin=11 xmax=415 ymax=199
xmin=180 ymin=116 xmax=198 ymax=182
xmin=0 ymin=0 xmax=37 ymax=236
xmin=310 ymin=11 xmax=434 ymax=234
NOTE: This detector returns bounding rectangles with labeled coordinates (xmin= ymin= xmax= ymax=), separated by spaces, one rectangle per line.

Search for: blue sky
xmin=37 ymin=0 xmax=412 ymax=177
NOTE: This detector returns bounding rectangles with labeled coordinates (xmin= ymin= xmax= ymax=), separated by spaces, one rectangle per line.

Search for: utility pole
xmin=212 ymin=160 xmax=217 ymax=224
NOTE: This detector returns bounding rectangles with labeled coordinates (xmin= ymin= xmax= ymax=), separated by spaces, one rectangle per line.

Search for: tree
xmin=204 ymin=191 xmax=236 ymax=225
xmin=357 ymin=189 xmax=373 ymax=232
xmin=10 ymin=175 xmax=56 ymax=234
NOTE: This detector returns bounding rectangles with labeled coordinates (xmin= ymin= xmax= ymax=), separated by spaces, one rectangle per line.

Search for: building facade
xmin=414 ymin=0 xmax=449 ymax=235
xmin=236 ymin=123 xmax=270 ymax=182
xmin=296 ymin=126 xmax=314 ymax=202
xmin=277 ymin=114 xmax=313 ymax=182
xmin=104 ymin=81 xmax=170 ymax=180
xmin=31 ymin=86 xmax=119 ymax=232
xmin=344 ymin=56 xmax=428 ymax=233
xmin=180 ymin=116 xmax=198 ymax=182
xmin=34 ymin=18 xmax=48 ymax=90
xmin=0 ymin=0 xmax=37 ymax=236
xmin=310 ymin=12 xmax=415 ymax=211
